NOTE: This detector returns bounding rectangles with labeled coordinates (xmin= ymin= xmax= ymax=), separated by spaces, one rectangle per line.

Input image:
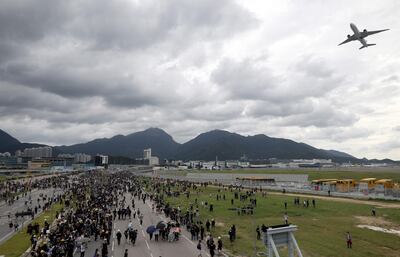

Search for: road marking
xmin=145 ymin=239 xmax=150 ymax=250
xmin=181 ymin=234 xmax=196 ymax=246
xmin=150 ymin=253 xmax=154 ymax=257
xmin=142 ymin=230 xmax=146 ymax=237
xmin=112 ymin=240 xmax=114 ymax=251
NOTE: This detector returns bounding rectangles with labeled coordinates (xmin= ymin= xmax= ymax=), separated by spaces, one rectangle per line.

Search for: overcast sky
xmin=0 ymin=0 xmax=399 ymax=159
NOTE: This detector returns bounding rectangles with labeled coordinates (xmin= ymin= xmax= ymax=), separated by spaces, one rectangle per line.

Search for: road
xmin=0 ymin=187 xmax=62 ymax=244
xmin=74 ymin=192 xmax=213 ymax=257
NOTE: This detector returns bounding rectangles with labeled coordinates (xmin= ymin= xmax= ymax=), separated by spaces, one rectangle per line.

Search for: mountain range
xmin=0 ymin=129 xmax=45 ymax=154
xmin=0 ymin=128 xmax=396 ymax=163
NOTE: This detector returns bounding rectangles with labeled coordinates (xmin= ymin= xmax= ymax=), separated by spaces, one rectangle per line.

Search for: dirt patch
xmin=357 ymin=225 xmax=400 ymax=237
xmin=355 ymin=215 xmax=400 ymax=236
xmin=354 ymin=216 xmax=395 ymax=228
xmin=216 ymin=222 xmax=225 ymax=227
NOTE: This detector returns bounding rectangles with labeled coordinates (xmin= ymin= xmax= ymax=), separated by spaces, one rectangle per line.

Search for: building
xmin=143 ymin=148 xmax=159 ymax=166
xmin=144 ymin=148 xmax=152 ymax=159
xmin=74 ymin=153 xmax=91 ymax=163
xmin=23 ymin=146 xmax=53 ymax=158
xmin=28 ymin=159 xmax=51 ymax=170
xmin=94 ymin=155 xmax=109 ymax=167
xmin=0 ymin=156 xmax=19 ymax=169
xmin=289 ymin=159 xmax=334 ymax=168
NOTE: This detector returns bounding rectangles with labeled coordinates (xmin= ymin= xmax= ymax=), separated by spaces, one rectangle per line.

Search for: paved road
xmin=75 ymin=192 xmax=212 ymax=257
xmin=0 ymin=187 xmax=62 ymax=243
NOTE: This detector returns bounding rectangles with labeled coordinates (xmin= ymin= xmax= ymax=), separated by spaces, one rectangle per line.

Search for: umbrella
xmin=156 ymin=221 xmax=167 ymax=230
xmin=146 ymin=225 xmax=156 ymax=234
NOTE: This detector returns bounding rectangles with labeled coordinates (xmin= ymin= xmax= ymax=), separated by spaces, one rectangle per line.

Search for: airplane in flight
xmin=338 ymin=23 xmax=389 ymax=49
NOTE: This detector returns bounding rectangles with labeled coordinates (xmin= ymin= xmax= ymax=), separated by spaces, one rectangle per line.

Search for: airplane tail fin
xmin=359 ymin=44 xmax=376 ymax=50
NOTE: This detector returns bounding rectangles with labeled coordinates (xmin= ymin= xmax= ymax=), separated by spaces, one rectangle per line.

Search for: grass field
xmin=158 ymin=184 xmax=400 ymax=257
xmin=0 ymin=203 xmax=64 ymax=257
xmin=170 ymin=168 xmax=400 ymax=182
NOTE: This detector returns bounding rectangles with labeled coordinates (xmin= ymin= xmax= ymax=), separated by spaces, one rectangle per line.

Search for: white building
xmin=143 ymin=148 xmax=159 ymax=166
xmin=58 ymin=153 xmax=74 ymax=158
xmin=23 ymin=146 xmax=53 ymax=158
xmin=144 ymin=148 xmax=152 ymax=159
xmin=74 ymin=153 xmax=92 ymax=163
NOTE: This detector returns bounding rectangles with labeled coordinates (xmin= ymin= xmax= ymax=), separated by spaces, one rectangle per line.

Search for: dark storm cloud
xmin=69 ymin=0 xmax=259 ymax=50
xmin=0 ymin=0 xmax=68 ymax=42
xmin=0 ymin=59 xmax=177 ymax=109
xmin=0 ymin=0 xmax=258 ymax=112
xmin=0 ymin=84 xmax=75 ymax=112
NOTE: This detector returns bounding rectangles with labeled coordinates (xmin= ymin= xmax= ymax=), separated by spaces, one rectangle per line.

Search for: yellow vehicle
xmin=375 ymin=179 xmax=394 ymax=189
xmin=359 ymin=178 xmax=377 ymax=189
xmin=311 ymin=179 xmax=337 ymax=191
xmin=336 ymin=179 xmax=355 ymax=192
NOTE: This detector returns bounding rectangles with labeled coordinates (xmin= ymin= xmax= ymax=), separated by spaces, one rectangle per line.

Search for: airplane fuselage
xmin=350 ymin=23 xmax=368 ymax=46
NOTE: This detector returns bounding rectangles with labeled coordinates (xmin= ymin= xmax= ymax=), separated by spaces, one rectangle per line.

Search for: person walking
xmin=346 ymin=232 xmax=352 ymax=249
xmin=206 ymin=220 xmax=211 ymax=232
xmin=256 ymin=226 xmax=261 ymax=240
xmin=209 ymin=241 xmax=216 ymax=257
xmin=231 ymin=225 xmax=236 ymax=240
xmin=93 ymin=249 xmax=100 ymax=257
xmin=116 ymin=229 xmax=122 ymax=245
xmin=139 ymin=214 xmax=144 ymax=226
xmin=154 ymin=229 xmax=159 ymax=241
xmin=197 ymin=240 xmax=203 ymax=257
xmin=217 ymin=237 xmax=223 ymax=255
xmin=124 ymin=249 xmax=128 ymax=257
xmin=80 ymin=243 xmax=86 ymax=257
xmin=284 ymin=212 xmax=288 ymax=225
xmin=200 ymin=226 xmax=205 ymax=240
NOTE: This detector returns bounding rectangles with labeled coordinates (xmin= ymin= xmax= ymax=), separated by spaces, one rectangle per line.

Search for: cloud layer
xmin=0 ymin=0 xmax=400 ymax=159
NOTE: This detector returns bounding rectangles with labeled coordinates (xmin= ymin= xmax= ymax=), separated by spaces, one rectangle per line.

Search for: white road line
xmin=145 ymin=239 xmax=150 ymax=250
xmin=112 ymin=240 xmax=115 ymax=251
xmin=182 ymin=234 xmax=196 ymax=246
xmin=150 ymin=253 xmax=154 ymax=257
xmin=182 ymin=232 xmax=212 ymax=257
xmin=142 ymin=230 xmax=146 ymax=237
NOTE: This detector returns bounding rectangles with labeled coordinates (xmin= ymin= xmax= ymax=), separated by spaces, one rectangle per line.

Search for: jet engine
xmin=347 ymin=34 xmax=351 ymax=38
xmin=363 ymin=29 xmax=367 ymax=32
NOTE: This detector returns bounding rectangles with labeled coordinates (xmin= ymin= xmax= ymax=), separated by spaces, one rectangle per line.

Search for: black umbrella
xmin=156 ymin=221 xmax=167 ymax=230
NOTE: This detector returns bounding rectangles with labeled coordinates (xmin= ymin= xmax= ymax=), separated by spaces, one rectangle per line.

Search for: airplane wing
xmin=362 ymin=29 xmax=389 ymax=37
xmin=338 ymin=35 xmax=356 ymax=46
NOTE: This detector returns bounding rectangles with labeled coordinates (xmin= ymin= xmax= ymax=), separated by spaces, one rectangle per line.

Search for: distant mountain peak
xmin=0 ymin=129 xmax=21 ymax=145
xmin=0 ymin=129 xmax=45 ymax=153
xmin=1 ymin=127 xmax=397 ymax=163
xmin=128 ymin=127 xmax=169 ymax=136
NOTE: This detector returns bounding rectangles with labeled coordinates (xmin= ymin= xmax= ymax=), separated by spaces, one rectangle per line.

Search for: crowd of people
xmin=2 ymin=169 xmax=373 ymax=257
